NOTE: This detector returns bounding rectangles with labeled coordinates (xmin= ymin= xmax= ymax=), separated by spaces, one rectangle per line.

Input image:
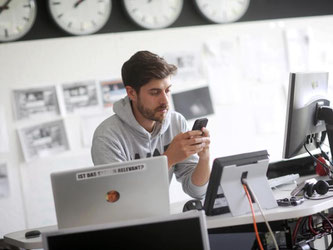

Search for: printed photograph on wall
xmin=172 ymin=86 xmax=214 ymax=120
xmin=0 ymin=162 xmax=9 ymax=198
xmin=18 ymin=119 xmax=69 ymax=162
xmin=12 ymin=86 xmax=60 ymax=120
xmin=163 ymin=50 xmax=204 ymax=81
xmin=99 ymin=79 xmax=126 ymax=108
xmin=61 ymin=81 xmax=100 ymax=114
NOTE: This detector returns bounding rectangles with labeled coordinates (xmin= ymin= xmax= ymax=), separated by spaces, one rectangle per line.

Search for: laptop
xmin=42 ymin=211 xmax=210 ymax=250
xmin=51 ymin=156 xmax=170 ymax=229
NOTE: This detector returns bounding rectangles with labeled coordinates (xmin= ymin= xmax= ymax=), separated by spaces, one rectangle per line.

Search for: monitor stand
xmin=220 ymin=155 xmax=278 ymax=217
xmin=316 ymin=105 xmax=333 ymax=166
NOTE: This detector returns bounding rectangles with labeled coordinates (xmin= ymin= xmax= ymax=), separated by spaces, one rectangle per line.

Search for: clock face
xmin=0 ymin=0 xmax=37 ymax=42
xmin=122 ymin=0 xmax=183 ymax=30
xmin=48 ymin=0 xmax=112 ymax=36
xmin=194 ymin=0 xmax=250 ymax=23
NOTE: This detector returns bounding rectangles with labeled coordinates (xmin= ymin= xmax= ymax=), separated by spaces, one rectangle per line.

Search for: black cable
xmin=304 ymin=142 xmax=332 ymax=173
xmin=318 ymin=212 xmax=333 ymax=250
xmin=304 ymin=143 xmax=333 ymax=176
xmin=318 ymin=212 xmax=333 ymax=230
xmin=318 ymin=143 xmax=333 ymax=167
xmin=294 ymin=217 xmax=308 ymax=243
xmin=304 ymin=193 xmax=333 ymax=200
xmin=294 ymin=214 xmax=333 ymax=249
xmin=301 ymin=217 xmax=309 ymax=236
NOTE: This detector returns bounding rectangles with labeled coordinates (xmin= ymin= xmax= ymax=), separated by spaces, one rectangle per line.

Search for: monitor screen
xmin=283 ymin=72 xmax=330 ymax=159
xmin=43 ymin=213 xmax=210 ymax=250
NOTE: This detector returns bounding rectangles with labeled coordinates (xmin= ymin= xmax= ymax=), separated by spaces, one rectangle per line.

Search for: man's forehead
xmin=143 ymin=79 xmax=172 ymax=90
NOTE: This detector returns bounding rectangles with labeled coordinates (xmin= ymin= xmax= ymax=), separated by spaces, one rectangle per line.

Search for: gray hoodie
xmin=91 ymin=96 xmax=207 ymax=199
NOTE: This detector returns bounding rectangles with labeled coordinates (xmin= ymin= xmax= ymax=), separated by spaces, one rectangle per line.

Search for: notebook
xmin=51 ymin=156 xmax=170 ymax=229
xmin=42 ymin=211 xmax=210 ymax=250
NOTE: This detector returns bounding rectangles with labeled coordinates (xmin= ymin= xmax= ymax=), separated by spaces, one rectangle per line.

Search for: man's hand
xmin=191 ymin=127 xmax=210 ymax=186
xmin=197 ymin=127 xmax=210 ymax=159
xmin=164 ymin=129 xmax=210 ymax=168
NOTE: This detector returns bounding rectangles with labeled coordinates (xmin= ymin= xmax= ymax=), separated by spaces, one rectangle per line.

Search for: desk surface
xmin=172 ymin=181 xmax=333 ymax=229
xmin=5 ymin=179 xmax=333 ymax=249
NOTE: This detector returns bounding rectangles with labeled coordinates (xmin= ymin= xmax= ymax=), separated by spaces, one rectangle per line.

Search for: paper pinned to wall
xmin=249 ymin=84 xmax=286 ymax=135
xmin=0 ymin=105 xmax=9 ymax=153
xmin=202 ymin=38 xmax=242 ymax=105
xmin=99 ymin=79 xmax=126 ymax=108
xmin=59 ymin=80 xmax=101 ymax=115
xmin=238 ymin=31 xmax=288 ymax=85
xmin=308 ymin=29 xmax=333 ymax=79
xmin=0 ymin=162 xmax=10 ymax=198
xmin=80 ymin=113 xmax=110 ymax=147
xmin=12 ymin=85 xmax=60 ymax=121
xmin=17 ymin=119 xmax=70 ymax=162
xmin=163 ymin=50 xmax=205 ymax=82
xmin=308 ymin=30 xmax=333 ymax=101
xmin=284 ymin=28 xmax=311 ymax=72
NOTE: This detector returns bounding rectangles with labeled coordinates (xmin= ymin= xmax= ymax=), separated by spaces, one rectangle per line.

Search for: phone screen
xmin=192 ymin=118 xmax=208 ymax=131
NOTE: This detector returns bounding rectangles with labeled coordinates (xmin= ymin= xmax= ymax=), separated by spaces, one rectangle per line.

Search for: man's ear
xmin=125 ymin=86 xmax=137 ymax=102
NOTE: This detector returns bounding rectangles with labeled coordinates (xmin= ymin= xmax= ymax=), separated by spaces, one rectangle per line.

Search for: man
xmin=91 ymin=51 xmax=210 ymax=199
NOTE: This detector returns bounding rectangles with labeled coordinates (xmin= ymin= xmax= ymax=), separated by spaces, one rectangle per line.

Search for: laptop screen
xmin=44 ymin=212 xmax=210 ymax=250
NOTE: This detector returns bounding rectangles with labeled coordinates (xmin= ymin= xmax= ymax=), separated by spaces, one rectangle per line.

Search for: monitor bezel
xmin=282 ymin=72 xmax=329 ymax=159
xmin=42 ymin=211 xmax=210 ymax=250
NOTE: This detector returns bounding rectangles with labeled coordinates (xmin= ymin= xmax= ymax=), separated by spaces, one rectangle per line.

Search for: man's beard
xmin=137 ymin=99 xmax=168 ymax=123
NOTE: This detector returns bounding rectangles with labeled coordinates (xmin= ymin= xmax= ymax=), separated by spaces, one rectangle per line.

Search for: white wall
xmin=1 ymin=15 xmax=333 ymax=237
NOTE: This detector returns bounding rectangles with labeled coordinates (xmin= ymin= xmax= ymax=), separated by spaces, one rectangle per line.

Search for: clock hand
xmin=0 ymin=0 xmax=12 ymax=15
xmin=74 ymin=0 xmax=85 ymax=8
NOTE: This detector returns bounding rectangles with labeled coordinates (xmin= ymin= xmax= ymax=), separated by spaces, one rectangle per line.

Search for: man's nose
xmin=160 ymin=91 xmax=169 ymax=104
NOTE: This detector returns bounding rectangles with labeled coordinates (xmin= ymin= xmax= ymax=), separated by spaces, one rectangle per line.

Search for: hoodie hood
xmin=113 ymin=96 xmax=171 ymax=138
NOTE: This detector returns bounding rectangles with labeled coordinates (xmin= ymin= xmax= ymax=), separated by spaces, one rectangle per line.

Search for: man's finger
xmin=201 ymin=127 xmax=210 ymax=137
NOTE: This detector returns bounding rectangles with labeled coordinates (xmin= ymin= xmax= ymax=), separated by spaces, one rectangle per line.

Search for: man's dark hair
xmin=121 ymin=51 xmax=177 ymax=92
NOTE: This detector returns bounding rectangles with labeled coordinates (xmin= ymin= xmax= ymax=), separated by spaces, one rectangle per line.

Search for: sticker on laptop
xmin=76 ymin=164 xmax=146 ymax=181
xmin=106 ymin=190 xmax=120 ymax=203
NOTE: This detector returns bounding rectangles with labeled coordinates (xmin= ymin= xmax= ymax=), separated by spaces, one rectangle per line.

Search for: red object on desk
xmin=316 ymin=156 xmax=330 ymax=176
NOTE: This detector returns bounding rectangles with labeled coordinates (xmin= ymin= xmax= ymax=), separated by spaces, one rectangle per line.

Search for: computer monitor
xmin=283 ymin=72 xmax=332 ymax=159
xmin=204 ymin=150 xmax=277 ymax=217
xmin=42 ymin=211 xmax=210 ymax=250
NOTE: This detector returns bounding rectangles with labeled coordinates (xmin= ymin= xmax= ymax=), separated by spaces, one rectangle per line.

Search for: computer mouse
xmin=182 ymin=199 xmax=203 ymax=212
xmin=25 ymin=230 xmax=41 ymax=239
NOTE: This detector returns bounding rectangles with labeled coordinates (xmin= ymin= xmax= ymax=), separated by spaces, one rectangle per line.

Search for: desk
xmin=5 ymin=181 xmax=333 ymax=249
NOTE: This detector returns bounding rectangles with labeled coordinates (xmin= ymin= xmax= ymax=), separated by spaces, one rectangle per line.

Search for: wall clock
xmin=122 ymin=0 xmax=183 ymax=30
xmin=0 ymin=0 xmax=37 ymax=42
xmin=48 ymin=0 xmax=112 ymax=36
xmin=194 ymin=0 xmax=250 ymax=23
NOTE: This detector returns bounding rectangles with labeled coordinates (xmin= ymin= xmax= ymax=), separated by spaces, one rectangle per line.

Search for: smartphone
xmin=192 ymin=118 xmax=208 ymax=131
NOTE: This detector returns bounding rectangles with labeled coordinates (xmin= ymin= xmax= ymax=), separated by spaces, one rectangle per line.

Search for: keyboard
xmin=268 ymin=174 xmax=300 ymax=188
